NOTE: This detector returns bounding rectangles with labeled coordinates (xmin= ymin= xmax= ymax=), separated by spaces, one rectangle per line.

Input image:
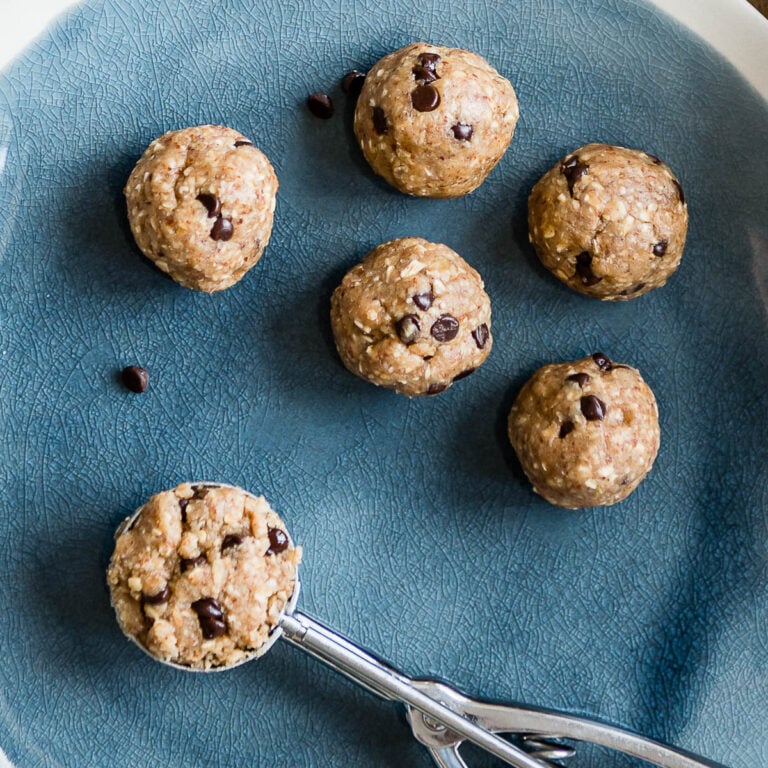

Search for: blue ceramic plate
xmin=1 ymin=0 xmax=766 ymax=765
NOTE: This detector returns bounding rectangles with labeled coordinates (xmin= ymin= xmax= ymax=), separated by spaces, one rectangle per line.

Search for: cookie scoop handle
xmin=278 ymin=611 xmax=549 ymax=768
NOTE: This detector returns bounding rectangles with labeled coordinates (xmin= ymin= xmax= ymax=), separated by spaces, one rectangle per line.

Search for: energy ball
xmin=508 ymin=353 xmax=660 ymax=508
xmin=107 ymin=483 xmax=301 ymax=670
xmin=354 ymin=43 xmax=519 ymax=198
xmin=528 ymin=143 xmax=688 ymax=300
xmin=125 ymin=125 xmax=278 ymax=293
xmin=331 ymin=237 xmax=492 ymax=397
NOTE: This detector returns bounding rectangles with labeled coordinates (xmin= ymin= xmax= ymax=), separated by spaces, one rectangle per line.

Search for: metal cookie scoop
xmin=115 ymin=486 xmax=724 ymax=768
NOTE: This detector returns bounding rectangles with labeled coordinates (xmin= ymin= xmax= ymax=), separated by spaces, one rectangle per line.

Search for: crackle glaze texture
xmin=0 ymin=0 xmax=767 ymax=767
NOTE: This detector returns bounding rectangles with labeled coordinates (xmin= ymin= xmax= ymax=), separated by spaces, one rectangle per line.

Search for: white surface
xmin=650 ymin=0 xmax=768 ymax=100
xmin=0 ymin=0 xmax=767 ymax=100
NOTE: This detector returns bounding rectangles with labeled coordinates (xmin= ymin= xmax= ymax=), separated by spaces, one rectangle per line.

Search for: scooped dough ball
xmin=331 ymin=237 xmax=492 ymax=397
xmin=125 ymin=125 xmax=278 ymax=293
xmin=107 ymin=483 xmax=301 ymax=670
xmin=354 ymin=42 xmax=519 ymax=197
xmin=508 ymin=353 xmax=660 ymax=508
xmin=528 ymin=143 xmax=688 ymax=300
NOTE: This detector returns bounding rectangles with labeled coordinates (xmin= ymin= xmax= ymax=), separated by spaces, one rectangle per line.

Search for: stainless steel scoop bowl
xmin=113 ymin=485 xmax=725 ymax=768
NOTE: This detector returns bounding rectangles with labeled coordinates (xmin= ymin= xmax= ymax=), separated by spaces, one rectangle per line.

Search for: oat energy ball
xmin=331 ymin=238 xmax=492 ymax=397
xmin=125 ymin=125 xmax=278 ymax=292
xmin=354 ymin=43 xmax=519 ymax=197
xmin=107 ymin=483 xmax=301 ymax=670
xmin=508 ymin=353 xmax=660 ymax=508
xmin=528 ymin=143 xmax=688 ymax=300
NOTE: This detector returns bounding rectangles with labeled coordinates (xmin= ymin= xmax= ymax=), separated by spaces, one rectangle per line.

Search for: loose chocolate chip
xmin=653 ymin=240 xmax=668 ymax=257
xmin=575 ymin=252 xmax=602 ymax=286
xmin=412 ymin=65 xmax=439 ymax=83
xmin=234 ymin=140 xmax=253 ymax=147
xmin=191 ymin=597 xmax=227 ymax=639
xmin=561 ymin=155 xmax=589 ymax=195
xmin=672 ymin=179 xmax=685 ymax=205
xmin=196 ymin=192 xmax=220 ymax=218
xmin=221 ymin=534 xmax=243 ymax=552
xmin=427 ymin=383 xmax=447 ymax=395
xmin=179 ymin=498 xmax=189 ymax=523
xmin=341 ymin=70 xmax=366 ymax=98
xmin=471 ymin=323 xmax=489 ymax=350
xmin=581 ymin=395 xmax=606 ymax=421
xmin=566 ymin=372 xmax=590 ymax=387
xmin=412 ymin=291 xmax=433 ymax=310
xmin=210 ymin=216 xmax=234 ymax=241
xmin=266 ymin=527 xmax=289 ymax=555
xmin=372 ymin=106 xmax=388 ymax=135
xmin=180 ymin=555 xmax=207 ymax=573
xmin=559 ymin=420 xmax=575 ymax=439
xmin=121 ymin=365 xmax=149 ymax=393
xmin=430 ymin=314 xmax=459 ymax=342
xmin=143 ymin=585 xmax=171 ymax=605
xmin=418 ymin=52 xmax=441 ymax=69
xmin=307 ymin=92 xmax=334 ymax=119
xmin=411 ymin=84 xmax=440 ymax=112
xmin=396 ymin=314 xmax=421 ymax=344
xmin=592 ymin=352 xmax=613 ymax=371
xmin=451 ymin=123 xmax=473 ymax=141
xmin=452 ymin=368 xmax=476 ymax=382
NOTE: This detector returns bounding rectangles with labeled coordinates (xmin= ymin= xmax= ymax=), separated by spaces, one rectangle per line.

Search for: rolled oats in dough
xmin=528 ymin=143 xmax=688 ymax=300
xmin=508 ymin=353 xmax=660 ymax=508
xmin=125 ymin=125 xmax=278 ymax=293
xmin=354 ymin=43 xmax=519 ymax=198
xmin=107 ymin=483 xmax=301 ymax=670
xmin=331 ymin=237 xmax=492 ymax=397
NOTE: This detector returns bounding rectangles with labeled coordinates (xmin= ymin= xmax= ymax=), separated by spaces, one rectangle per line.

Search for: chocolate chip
xmin=561 ymin=155 xmax=589 ymax=195
xmin=559 ymin=420 xmax=575 ymax=438
xmin=412 ymin=65 xmax=438 ymax=83
xmin=307 ymin=92 xmax=334 ymax=119
xmin=451 ymin=123 xmax=473 ymax=141
xmin=196 ymin=192 xmax=220 ymax=218
xmin=234 ymin=140 xmax=253 ymax=147
xmin=121 ymin=365 xmax=149 ymax=393
xmin=452 ymin=368 xmax=475 ymax=382
xmin=191 ymin=597 xmax=227 ymax=639
xmin=396 ymin=314 xmax=421 ymax=344
xmin=647 ymin=153 xmax=662 ymax=164
xmin=566 ymin=372 xmax=590 ymax=387
xmin=422 ymin=355 xmax=434 ymax=361
xmin=192 ymin=483 xmax=217 ymax=499
xmin=412 ymin=291 xmax=433 ymax=310
xmin=471 ymin=323 xmax=489 ymax=350
xmin=619 ymin=283 xmax=646 ymax=297
xmin=266 ymin=527 xmax=289 ymax=555
xmin=592 ymin=352 xmax=613 ymax=371
xmin=180 ymin=555 xmax=207 ymax=573
xmin=575 ymin=252 xmax=601 ymax=286
xmin=179 ymin=498 xmax=189 ymax=523
xmin=653 ymin=240 xmax=668 ymax=257
xmin=372 ymin=106 xmax=388 ymax=135
xmin=672 ymin=179 xmax=685 ymax=205
xmin=143 ymin=585 xmax=170 ymax=605
xmin=210 ymin=216 xmax=234 ymax=241
xmin=427 ymin=383 xmax=447 ymax=395
xmin=221 ymin=534 xmax=243 ymax=552
xmin=411 ymin=84 xmax=440 ymax=112
xmin=581 ymin=395 xmax=606 ymax=421
xmin=341 ymin=70 xmax=366 ymax=98
xmin=418 ymin=52 xmax=441 ymax=69
xmin=430 ymin=314 xmax=459 ymax=342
